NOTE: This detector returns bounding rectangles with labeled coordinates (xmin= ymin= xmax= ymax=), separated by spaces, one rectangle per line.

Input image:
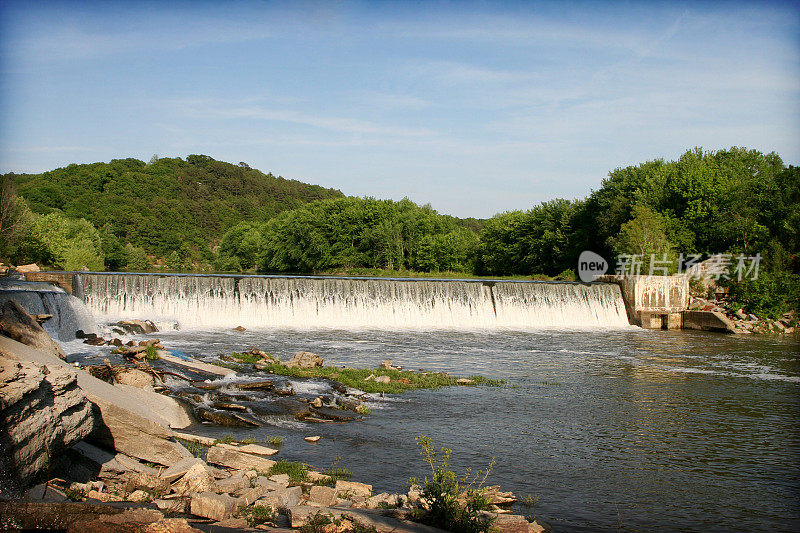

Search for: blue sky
xmin=1 ymin=0 xmax=798 ymax=218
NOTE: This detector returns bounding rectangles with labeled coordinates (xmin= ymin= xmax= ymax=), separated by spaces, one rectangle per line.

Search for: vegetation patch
xmin=268 ymin=460 xmax=309 ymax=485
xmin=239 ymin=504 xmax=275 ymax=527
xmin=251 ymin=361 xmax=503 ymax=394
xmin=409 ymin=436 xmax=495 ymax=533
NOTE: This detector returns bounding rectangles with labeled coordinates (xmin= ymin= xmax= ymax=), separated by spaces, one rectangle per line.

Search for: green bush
xmin=409 ymin=436 xmax=494 ymax=533
xmin=268 ymin=460 xmax=309 ymax=485
xmin=727 ymin=270 xmax=800 ymax=319
xmin=239 ymin=504 xmax=274 ymax=527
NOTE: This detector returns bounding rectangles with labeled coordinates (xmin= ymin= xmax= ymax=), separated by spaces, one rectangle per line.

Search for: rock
xmin=15 ymin=263 xmax=40 ymax=273
xmin=24 ymin=484 xmax=69 ymax=502
xmin=456 ymin=378 xmax=475 ymax=385
xmin=248 ymin=398 xmax=312 ymax=419
xmin=380 ymin=359 xmax=394 ymax=370
xmin=364 ymin=374 xmax=375 ymax=381
xmin=235 ymin=379 xmax=275 ymax=391
xmin=252 ymin=476 xmax=284 ymax=491
xmin=114 ymin=368 xmax=156 ymax=390
xmin=172 ymin=432 xmax=216 ymax=447
xmin=234 ymin=326 xmax=246 ymax=331
xmin=773 ymin=321 xmax=786 ymax=331
xmin=160 ymin=457 xmax=206 ymax=483
xmin=206 ymin=445 xmax=276 ymax=473
xmin=212 ymin=473 xmax=250 ymax=494
xmin=115 ymin=453 xmax=161 ymax=477
xmin=122 ymin=471 xmax=170 ymax=494
xmin=309 ymin=485 xmax=338 ymax=507
xmin=173 ymin=462 xmax=215 ymax=495
xmin=238 ymin=443 xmax=279 ymax=456
xmin=259 ymin=485 xmax=303 ymax=508
xmin=0 ymin=300 xmax=67 ymax=359
xmin=0 ymin=351 xmax=94 ymax=496
xmin=237 ymin=485 xmax=270 ymax=506
xmin=154 ymin=498 xmax=187 ymax=513
xmin=335 ymin=480 xmax=373 ymax=499
xmin=305 ymin=435 xmax=322 ymax=443
xmin=311 ymin=406 xmax=358 ymax=421
xmin=143 ymin=518 xmax=203 ymax=533
xmin=285 ymin=351 xmax=324 ymax=369
xmin=311 ymin=397 xmax=324 ymax=408
xmin=374 ymin=375 xmax=391 ymax=384
xmin=365 ymin=492 xmax=402 ymax=509
xmin=198 ymin=408 xmax=261 ymax=427
xmin=269 ymin=474 xmax=290 ymax=486
xmin=190 ymin=491 xmax=238 ymax=521
xmin=216 ymin=518 xmax=250 ymax=529
xmin=127 ymin=489 xmax=151 ymax=502
xmin=114 ymin=319 xmax=159 ymax=335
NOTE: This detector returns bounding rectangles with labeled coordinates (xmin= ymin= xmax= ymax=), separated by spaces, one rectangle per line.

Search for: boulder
xmin=0 ymin=352 xmax=94 ymax=496
xmin=259 ymin=485 xmax=303 ymax=509
xmin=308 ymin=485 xmax=338 ymax=507
xmin=269 ymin=474 xmax=290 ymax=486
xmin=0 ymin=299 xmax=66 ymax=359
xmin=114 ymin=319 xmax=158 ymax=335
xmin=190 ymin=491 xmax=238 ymax=521
xmin=213 ymin=473 xmax=250 ymax=494
xmin=114 ymin=368 xmax=156 ymax=390
xmin=15 ymin=263 xmax=40 ymax=273
xmin=305 ymin=435 xmax=322 ymax=443
xmin=160 ymin=457 xmax=206 ymax=483
xmin=335 ymin=480 xmax=373 ymax=499
xmin=173 ymin=462 xmax=215 ymax=495
xmin=374 ymin=375 xmax=391 ymax=384
xmin=285 ymin=351 xmax=324 ymax=368
xmin=127 ymin=489 xmax=151 ymax=502
xmin=237 ymin=485 xmax=270 ymax=506
xmin=206 ymin=445 xmax=277 ymax=472
xmin=114 ymin=453 xmax=161 ymax=476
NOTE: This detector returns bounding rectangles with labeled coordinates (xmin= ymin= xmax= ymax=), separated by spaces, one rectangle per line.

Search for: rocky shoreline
xmin=0 ymin=302 xmax=543 ymax=533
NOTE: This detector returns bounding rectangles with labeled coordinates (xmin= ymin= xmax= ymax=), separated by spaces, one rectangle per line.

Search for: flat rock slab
xmin=159 ymin=352 xmax=234 ymax=376
xmin=206 ymin=445 xmax=276 ymax=472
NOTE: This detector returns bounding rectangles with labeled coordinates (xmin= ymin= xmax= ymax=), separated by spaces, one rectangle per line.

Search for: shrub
xmin=409 ymin=436 xmax=495 ymax=533
xmin=727 ymin=270 xmax=800 ymax=319
xmin=239 ymin=504 xmax=274 ymax=527
xmin=144 ymin=345 xmax=159 ymax=360
xmin=267 ymin=435 xmax=283 ymax=447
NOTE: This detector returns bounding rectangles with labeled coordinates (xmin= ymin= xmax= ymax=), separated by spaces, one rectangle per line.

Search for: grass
xmin=213 ymin=434 xmax=236 ymax=445
xmin=229 ymin=352 xmax=263 ymax=364
xmin=144 ymin=345 xmax=159 ymax=360
xmin=251 ymin=361 xmax=504 ymax=394
xmin=355 ymin=404 xmax=371 ymax=415
xmin=177 ymin=438 xmax=206 ymax=458
xmin=240 ymin=437 xmax=257 ymax=445
xmin=239 ymin=504 xmax=274 ymax=527
xmin=268 ymin=460 xmax=309 ymax=485
xmin=267 ymin=435 xmax=283 ymax=447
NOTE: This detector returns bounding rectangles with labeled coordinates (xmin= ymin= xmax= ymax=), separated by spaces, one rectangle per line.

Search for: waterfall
xmin=77 ymin=273 xmax=630 ymax=330
xmin=0 ymin=279 xmax=98 ymax=340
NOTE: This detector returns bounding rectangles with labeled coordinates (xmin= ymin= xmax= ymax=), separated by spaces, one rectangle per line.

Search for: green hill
xmin=9 ymin=155 xmax=343 ymax=259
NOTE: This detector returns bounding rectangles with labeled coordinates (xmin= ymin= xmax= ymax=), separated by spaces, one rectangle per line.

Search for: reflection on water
xmin=69 ymin=327 xmax=799 ymax=532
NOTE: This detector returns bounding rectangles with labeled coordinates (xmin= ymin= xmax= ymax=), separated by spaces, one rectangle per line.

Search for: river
xmin=66 ymin=325 xmax=800 ymax=532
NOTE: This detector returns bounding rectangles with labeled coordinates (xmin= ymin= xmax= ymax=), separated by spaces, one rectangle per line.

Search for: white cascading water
xmin=77 ymin=273 xmax=630 ymax=330
xmin=0 ymin=280 xmax=98 ymax=339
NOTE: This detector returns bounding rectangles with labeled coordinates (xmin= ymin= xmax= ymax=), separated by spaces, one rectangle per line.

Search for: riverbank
xmin=0 ymin=309 xmax=540 ymax=533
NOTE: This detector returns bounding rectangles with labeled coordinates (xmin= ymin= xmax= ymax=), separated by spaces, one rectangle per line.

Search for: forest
xmin=1 ymin=147 xmax=798 ymax=318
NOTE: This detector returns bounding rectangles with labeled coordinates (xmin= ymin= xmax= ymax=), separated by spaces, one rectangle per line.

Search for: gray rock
xmin=0 ymin=334 xmax=193 ymax=467
xmin=237 ymin=485 xmax=269 ymax=506
xmin=0 ymin=349 xmax=94 ymax=496
xmin=206 ymin=445 xmax=276 ymax=472
xmin=285 ymin=351 xmax=323 ymax=368
xmin=23 ymin=484 xmax=69 ymax=502
xmin=336 ymin=480 xmax=373 ymax=499
xmin=160 ymin=457 xmax=206 ymax=483
xmin=114 ymin=453 xmax=161 ymax=476
xmin=173 ymin=462 xmax=215 ymax=495
xmin=212 ymin=473 xmax=250 ymax=495
xmin=0 ymin=299 xmax=66 ymax=360
xmin=114 ymin=368 xmax=155 ymax=390
xmin=259 ymin=485 xmax=303 ymax=508
xmin=308 ymin=485 xmax=337 ymax=507
xmin=190 ymin=491 xmax=238 ymax=521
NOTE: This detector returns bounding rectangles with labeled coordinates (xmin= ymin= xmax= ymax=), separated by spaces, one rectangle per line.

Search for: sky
xmin=1 ymin=0 xmax=798 ymax=219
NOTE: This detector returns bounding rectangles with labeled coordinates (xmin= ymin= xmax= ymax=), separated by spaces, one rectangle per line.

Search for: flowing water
xmin=17 ymin=273 xmax=800 ymax=531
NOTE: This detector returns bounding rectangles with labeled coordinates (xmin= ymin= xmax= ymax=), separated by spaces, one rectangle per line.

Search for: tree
xmin=0 ymin=175 xmax=28 ymax=259
xmin=612 ymin=204 xmax=674 ymax=260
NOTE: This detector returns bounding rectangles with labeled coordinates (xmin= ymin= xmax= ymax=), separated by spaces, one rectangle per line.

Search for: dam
xmin=66 ymin=272 xmax=631 ymax=330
